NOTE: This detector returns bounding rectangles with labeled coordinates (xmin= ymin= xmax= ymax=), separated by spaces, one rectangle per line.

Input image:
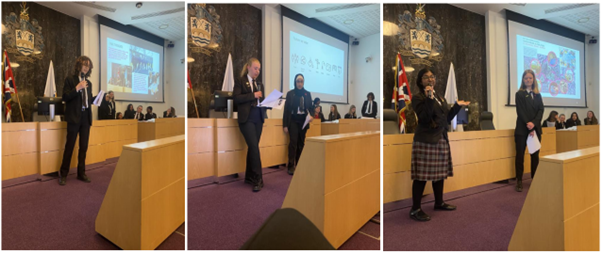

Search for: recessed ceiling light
xmin=159 ymin=24 xmax=169 ymax=29
xmin=344 ymin=19 xmax=354 ymax=25
xmin=578 ymin=17 xmax=589 ymax=23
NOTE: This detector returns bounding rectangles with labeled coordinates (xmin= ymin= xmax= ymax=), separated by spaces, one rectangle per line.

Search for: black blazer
xmin=124 ymin=110 xmax=135 ymax=119
xmin=233 ymin=76 xmax=265 ymax=124
xmin=344 ymin=113 xmax=358 ymax=119
xmin=556 ymin=121 xmax=567 ymax=130
xmin=585 ymin=118 xmax=598 ymax=125
xmin=411 ymin=92 xmax=461 ymax=144
xmin=145 ymin=113 xmax=157 ymax=120
xmin=361 ymin=100 xmax=378 ymax=118
xmin=328 ymin=112 xmax=341 ymax=121
xmin=314 ymin=112 xmax=326 ymax=122
xmin=566 ymin=119 xmax=581 ymax=128
xmin=62 ymin=75 xmax=96 ymax=125
xmin=514 ymin=90 xmax=544 ymax=136
xmin=132 ymin=111 xmax=145 ymax=121
xmin=98 ymin=98 xmax=115 ymax=120
xmin=282 ymin=89 xmax=314 ymax=129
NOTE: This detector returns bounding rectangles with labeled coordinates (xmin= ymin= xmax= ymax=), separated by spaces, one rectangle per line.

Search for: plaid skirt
xmin=411 ymin=135 xmax=454 ymax=181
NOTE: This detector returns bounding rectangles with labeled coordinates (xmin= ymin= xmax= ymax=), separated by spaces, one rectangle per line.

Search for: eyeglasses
xmin=296 ymin=80 xmax=304 ymax=83
xmin=422 ymin=75 xmax=436 ymax=80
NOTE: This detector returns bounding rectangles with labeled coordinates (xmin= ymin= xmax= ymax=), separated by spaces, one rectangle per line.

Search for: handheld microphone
xmin=426 ymin=84 xmax=433 ymax=98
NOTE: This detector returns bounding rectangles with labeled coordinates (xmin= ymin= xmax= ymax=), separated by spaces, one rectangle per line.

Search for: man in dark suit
xmin=59 ymin=56 xmax=97 ymax=185
xmin=233 ymin=58 xmax=266 ymax=192
xmin=133 ymin=105 xmax=145 ymax=121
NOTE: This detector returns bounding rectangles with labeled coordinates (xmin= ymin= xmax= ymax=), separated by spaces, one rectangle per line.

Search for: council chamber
xmin=1 ymin=2 xmax=185 ymax=250
xmin=187 ymin=3 xmax=381 ymax=250
xmin=382 ymin=3 xmax=599 ymax=251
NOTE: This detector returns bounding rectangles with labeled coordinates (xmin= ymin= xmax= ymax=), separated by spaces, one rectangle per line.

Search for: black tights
xmin=412 ymin=180 xmax=445 ymax=210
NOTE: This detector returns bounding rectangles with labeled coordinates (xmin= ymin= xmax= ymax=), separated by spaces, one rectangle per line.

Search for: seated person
xmin=361 ymin=92 xmax=377 ymax=118
xmin=327 ymin=104 xmax=341 ymax=121
xmin=145 ymin=106 xmax=157 ymax=120
xmin=585 ymin=110 xmax=598 ymax=125
xmin=344 ymin=105 xmax=358 ymax=119
xmin=556 ymin=114 xmax=567 ymax=130
xmin=163 ymin=107 xmax=177 ymax=118
xmin=542 ymin=110 xmax=558 ymax=128
xmin=566 ymin=112 xmax=581 ymax=128
xmin=313 ymin=105 xmax=325 ymax=122
xmin=124 ymin=104 xmax=135 ymax=119
xmin=116 ymin=112 xmax=123 ymax=119
xmin=133 ymin=105 xmax=145 ymax=121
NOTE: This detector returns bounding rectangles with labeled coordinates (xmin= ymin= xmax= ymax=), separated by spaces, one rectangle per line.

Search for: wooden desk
xmin=95 ymin=135 xmax=185 ymax=250
xmin=321 ymin=119 xmax=380 ymax=135
xmin=556 ymin=125 xmax=599 ymax=153
xmin=508 ymin=147 xmax=599 ymax=251
xmin=306 ymin=120 xmax=321 ymax=138
xmin=2 ymin=120 xmax=138 ymax=180
xmin=383 ymin=128 xmax=557 ymax=203
xmin=282 ymin=131 xmax=380 ymax=248
xmin=2 ymin=123 xmax=38 ymax=180
xmin=138 ymin=118 xmax=185 ymax=143
xmin=187 ymin=119 xmax=216 ymax=181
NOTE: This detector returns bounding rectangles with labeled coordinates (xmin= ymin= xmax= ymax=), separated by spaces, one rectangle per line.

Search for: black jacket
xmin=283 ymin=89 xmax=314 ymax=129
xmin=62 ymin=75 xmax=96 ymax=125
xmin=344 ymin=113 xmax=358 ymax=119
xmin=145 ymin=113 xmax=157 ymax=120
xmin=98 ymin=98 xmax=115 ymax=120
xmin=328 ymin=112 xmax=341 ymax=121
xmin=585 ymin=118 xmax=598 ymax=125
xmin=124 ymin=110 xmax=135 ymax=119
xmin=132 ymin=111 xmax=145 ymax=121
xmin=233 ymin=76 xmax=266 ymax=124
xmin=566 ymin=118 xmax=581 ymax=128
xmin=412 ymin=92 xmax=461 ymax=144
xmin=556 ymin=121 xmax=567 ymax=130
xmin=314 ymin=112 xmax=326 ymax=122
xmin=361 ymin=100 xmax=378 ymax=118
xmin=514 ymin=90 xmax=544 ymax=136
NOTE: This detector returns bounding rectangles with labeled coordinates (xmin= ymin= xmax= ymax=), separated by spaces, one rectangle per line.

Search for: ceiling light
xmin=344 ymin=19 xmax=354 ymax=25
xmin=159 ymin=24 xmax=169 ymax=29
xmin=187 ymin=57 xmax=195 ymax=63
xmin=578 ymin=17 xmax=589 ymax=23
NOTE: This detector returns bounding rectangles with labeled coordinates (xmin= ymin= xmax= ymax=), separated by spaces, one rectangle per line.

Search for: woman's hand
xmin=424 ymin=86 xmax=434 ymax=99
xmin=526 ymin=122 xmax=535 ymax=130
xmin=457 ymin=100 xmax=471 ymax=106
xmin=283 ymin=127 xmax=288 ymax=133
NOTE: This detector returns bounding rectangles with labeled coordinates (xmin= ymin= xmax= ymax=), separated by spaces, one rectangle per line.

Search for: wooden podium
xmin=282 ymin=131 xmax=380 ymax=248
xmin=508 ymin=147 xmax=599 ymax=251
xmin=95 ymin=135 xmax=185 ymax=250
xmin=556 ymin=125 xmax=599 ymax=153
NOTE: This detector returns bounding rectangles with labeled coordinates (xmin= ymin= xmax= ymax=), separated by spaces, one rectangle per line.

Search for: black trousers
xmin=515 ymin=132 xmax=542 ymax=181
xmin=287 ymin=121 xmax=308 ymax=169
xmin=239 ymin=120 xmax=263 ymax=184
xmin=60 ymin=109 xmax=91 ymax=177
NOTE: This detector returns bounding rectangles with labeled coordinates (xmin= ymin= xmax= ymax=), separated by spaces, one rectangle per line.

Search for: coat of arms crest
xmin=3 ymin=3 xmax=45 ymax=62
xmin=397 ymin=4 xmax=443 ymax=67
xmin=188 ymin=4 xmax=222 ymax=56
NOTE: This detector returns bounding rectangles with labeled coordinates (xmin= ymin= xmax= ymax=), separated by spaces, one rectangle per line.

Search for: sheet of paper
xmin=259 ymin=89 xmax=283 ymax=106
xmin=93 ymin=90 xmax=105 ymax=107
xmin=302 ymin=113 xmax=312 ymax=130
xmin=526 ymin=133 xmax=541 ymax=154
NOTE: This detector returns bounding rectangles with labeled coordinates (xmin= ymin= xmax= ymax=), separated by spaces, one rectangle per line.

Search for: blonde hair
xmin=240 ymin=58 xmax=260 ymax=78
xmin=348 ymin=105 xmax=356 ymax=116
xmin=519 ymin=69 xmax=540 ymax=94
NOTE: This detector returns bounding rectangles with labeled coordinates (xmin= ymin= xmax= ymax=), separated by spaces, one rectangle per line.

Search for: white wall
xmin=486 ymin=10 xmax=599 ymax=130
xmin=80 ymin=15 xmax=185 ymax=119
xmin=259 ymin=4 xmax=381 ymax=119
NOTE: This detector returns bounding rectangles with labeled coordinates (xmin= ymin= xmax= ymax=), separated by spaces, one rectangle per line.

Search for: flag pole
xmin=189 ymin=87 xmax=200 ymax=118
xmin=14 ymin=88 xmax=24 ymax=122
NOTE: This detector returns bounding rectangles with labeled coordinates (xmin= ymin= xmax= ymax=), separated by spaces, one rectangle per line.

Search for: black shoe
xmin=244 ymin=178 xmax=253 ymax=184
xmin=77 ymin=175 xmax=91 ymax=183
xmin=59 ymin=176 xmax=66 ymax=186
xmin=253 ymin=180 xmax=264 ymax=192
xmin=434 ymin=202 xmax=457 ymax=211
xmin=233 ymin=173 xmax=239 ymax=178
xmin=515 ymin=180 xmax=523 ymax=192
xmin=287 ymin=167 xmax=295 ymax=175
xmin=409 ymin=208 xmax=430 ymax=221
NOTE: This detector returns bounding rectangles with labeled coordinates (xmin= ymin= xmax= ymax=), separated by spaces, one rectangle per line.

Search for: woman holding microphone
xmin=233 ymin=58 xmax=266 ymax=192
xmin=514 ymin=69 xmax=544 ymax=192
xmin=409 ymin=68 xmax=470 ymax=221
xmin=283 ymin=73 xmax=314 ymax=175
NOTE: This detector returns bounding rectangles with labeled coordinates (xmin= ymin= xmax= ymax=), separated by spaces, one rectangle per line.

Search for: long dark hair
xmin=416 ymin=68 xmax=433 ymax=94
xmin=330 ymin=104 xmax=339 ymax=117
xmin=170 ymin=107 xmax=176 ymax=117
xmin=570 ymin=112 xmax=580 ymax=121
xmin=126 ymin=104 xmax=134 ymax=112
xmin=74 ymin=56 xmax=93 ymax=78
xmin=587 ymin=110 xmax=597 ymax=122
xmin=367 ymin=92 xmax=375 ymax=101
xmin=547 ymin=110 xmax=559 ymax=122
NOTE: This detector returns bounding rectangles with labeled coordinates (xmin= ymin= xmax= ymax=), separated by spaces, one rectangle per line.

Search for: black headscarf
xmin=293 ymin=73 xmax=307 ymax=114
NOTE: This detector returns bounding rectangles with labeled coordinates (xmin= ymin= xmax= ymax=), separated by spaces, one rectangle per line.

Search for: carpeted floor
xmin=187 ymin=166 xmax=380 ymax=250
xmin=383 ymin=177 xmax=531 ymax=251
xmin=1 ymin=160 xmax=185 ymax=250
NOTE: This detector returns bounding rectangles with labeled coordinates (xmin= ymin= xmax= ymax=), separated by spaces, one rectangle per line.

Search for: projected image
xmin=106 ymin=37 xmax=161 ymax=96
xmin=289 ymin=31 xmax=345 ymax=96
xmin=518 ymin=35 xmax=579 ymax=99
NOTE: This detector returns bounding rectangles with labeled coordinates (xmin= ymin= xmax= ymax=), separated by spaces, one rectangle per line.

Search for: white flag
xmin=444 ymin=62 xmax=458 ymax=131
xmin=43 ymin=61 xmax=57 ymax=97
xmin=221 ymin=53 xmax=235 ymax=91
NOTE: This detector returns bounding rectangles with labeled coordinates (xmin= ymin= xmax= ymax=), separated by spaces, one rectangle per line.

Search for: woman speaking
xmin=514 ymin=69 xmax=544 ymax=192
xmin=409 ymin=68 xmax=470 ymax=221
xmin=283 ymin=73 xmax=313 ymax=175
xmin=233 ymin=58 xmax=266 ymax=192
